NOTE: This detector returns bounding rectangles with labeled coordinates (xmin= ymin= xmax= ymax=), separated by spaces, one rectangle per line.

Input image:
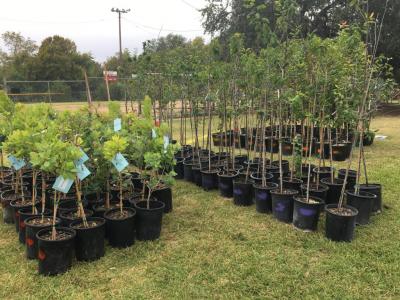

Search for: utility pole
xmin=111 ymin=8 xmax=130 ymax=62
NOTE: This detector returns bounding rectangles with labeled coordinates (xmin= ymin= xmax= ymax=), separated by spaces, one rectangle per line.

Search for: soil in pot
xmin=293 ymin=196 xmax=324 ymax=231
xmin=201 ymin=169 xmax=219 ymax=191
xmin=25 ymin=216 xmax=62 ymax=259
xmin=320 ymin=177 xmax=344 ymax=205
xmin=59 ymin=209 xmax=94 ymax=227
xmin=18 ymin=208 xmax=52 ymax=244
xmin=104 ymin=207 xmax=136 ymax=248
xmin=70 ymin=217 xmax=105 ymax=261
xmin=346 ymin=190 xmax=376 ymax=225
xmin=37 ymin=227 xmax=76 ymax=276
xmin=271 ymin=189 xmax=299 ymax=223
xmin=359 ymin=183 xmax=382 ymax=214
xmin=282 ymin=177 xmax=303 ymax=193
xmin=233 ymin=180 xmax=254 ymax=206
xmin=325 ymin=204 xmax=358 ymax=242
xmin=253 ymin=182 xmax=279 ymax=213
xmin=134 ymin=200 xmax=165 ymax=241
xmin=300 ymin=183 xmax=329 ymax=203
xmin=218 ymin=171 xmax=238 ymax=198
xmin=151 ymin=186 xmax=173 ymax=213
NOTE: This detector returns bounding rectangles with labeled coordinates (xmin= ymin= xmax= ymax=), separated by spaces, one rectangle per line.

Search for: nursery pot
xmin=232 ymin=180 xmax=254 ymax=206
xmin=217 ymin=171 xmax=238 ymax=198
xmin=151 ymin=186 xmax=173 ymax=213
xmin=332 ymin=142 xmax=352 ymax=161
xmin=70 ymin=217 xmax=105 ymax=261
xmin=201 ymin=169 xmax=219 ymax=191
xmin=235 ymin=155 xmax=248 ymax=166
xmin=192 ymin=164 xmax=203 ymax=186
xmin=131 ymin=172 xmax=144 ymax=190
xmin=59 ymin=209 xmax=94 ymax=227
xmin=104 ymin=207 xmax=136 ymax=248
xmin=37 ymin=227 xmax=76 ymax=276
xmin=300 ymin=183 xmax=329 ymax=203
xmin=282 ymin=177 xmax=303 ymax=193
xmin=313 ymin=167 xmax=335 ymax=182
xmin=174 ymin=157 xmax=185 ymax=179
xmin=25 ymin=216 xmax=62 ymax=260
xmin=84 ymin=192 xmax=106 ymax=210
xmin=134 ymin=200 xmax=165 ymax=241
xmin=325 ymin=204 xmax=358 ymax=242
xmin=266 ymin=137 xmax=279 ymax=153
xmin=293 ymin=196 xmax=324 ymax=231
xmin=271 ymin=189 xmax=299 ymax=223
xmin=183 ymin=159 xmax=194 ymax=182
xmin=272 ymin=160 xmax=290 ymax=173
xmin=346 ymin=190 xmax=376 ymax=225
xmin=359 ymin=183 xmax=382 ymax=214
xmin=1 ymin=190 xmax=17 ymax=224
xmin=18 ymin=208 xmax=51 ymax=244
xmin=338 ymin=169 xmax=357 ymax=190
xmin=282 ymin=138 xmax=293 ymax=156
xmin=320 ymin=177 xmax=345 ymax=205
xmin=10 ymin=199 xmax=37 ymax=233
xmin=253 ymin=182 xmax=279 ymax=214
xmin=250 ymin=172 xmax=273 ymax=185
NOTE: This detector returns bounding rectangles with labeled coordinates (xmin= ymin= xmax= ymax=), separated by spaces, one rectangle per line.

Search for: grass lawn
xmin=0 ymin=107 xmax=399 ymax=299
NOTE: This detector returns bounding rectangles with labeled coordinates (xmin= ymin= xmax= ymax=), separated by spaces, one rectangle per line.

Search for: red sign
xmin=103 ymin=71 xmax=118 ymax=82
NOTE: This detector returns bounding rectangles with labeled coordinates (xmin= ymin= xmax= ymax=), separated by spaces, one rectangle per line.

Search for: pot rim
xmin=36 ymin=226 xmax=76 ymax=243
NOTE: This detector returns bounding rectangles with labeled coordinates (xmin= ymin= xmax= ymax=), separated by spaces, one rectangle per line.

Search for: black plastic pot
xmin=192 ymin=165 xmax=203 ymax=186
xmin=313 ymin=167 xmax=335 ymax=181
xmin=266 ymin=165 xmax=280 ymax=183
xmin=282 ymin=177 xmax=303 ymax=192
xmin=217 ymin=171 xmax=238 ymax=198
xmin=325 ymin=204 xmax=358 ymax=242
xmin=233 ymin=180 xmax=254 ymax=206
xmin=151 ymin=187 xmax=172 ymax=213
xmin=272 ymin=160 xmax=290 ymax=173
xmin=293 ymin=196 xmax=324 ymax=231
xmin=59 ymin=209 xmax=94 ymax=227
xmin=174 ymin=157 xmax=185 ymax=179
xmin=338 ymin=169 xmax=357 ymax=190
xmin=1 ymin=190 xmax=16 ymax=224
xmin=359 ymin=183 xmax=382 ymax=214
xmin=271 ymin=189 xmax=298 ymax=223
xmin=320 ymin=177 xmax=345 ymax=205
xmin=346 ymin=190 xmax=376 ymax=225
xmin=131 ymin=172 xmax=144 ymax=190
xmin=104 ymin=207 xmax=136 ymax=248
xmin=10 ymin=199 xmax=37 ymax=233
xmin=18 ymin=208 xmax=51 ymax=244
xmin=332 ymin=142 xmax=352 ymax=161
xmin=25 ymin=216 xmax=62 ymax=260
xmin=253 ymin=182 xmax=279 ymax=213
xmin=37 ymin=227 xmax=76 ymax=276
xmin=183 ymin=159 xmax=194 ymax=182
xmin=282 ymin=139 xmax=293 ymax=156
xmin=134 ymin=200 xmax=165 ymax=241
xmin=84 ymin=192 xmax=107 ymax=210
xmin=315 ymin=141 xmax=331 ymax=159
xmin=201 ymin=169 xmax=219 ymax=191
xmin=266 ymin=137 xmax=279 ymax=153
xmin=250 ymin=172 xmax=273 ymax=185
xmin=235 ymin=155 xmax=248 ymax=166
xmin=300 ymin=183 xmax=329 ymax=203
xmin=70 ymin=217 xmax=105 ymax=261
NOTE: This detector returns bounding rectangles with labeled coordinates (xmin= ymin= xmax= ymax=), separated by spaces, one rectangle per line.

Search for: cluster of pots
xmin=212 ymin=126 xmax=373 ymax=162
xmin=0 ymin=167 xmax=172 ymax=276
xmin=174 ymin=146 xmax=382 ymax=242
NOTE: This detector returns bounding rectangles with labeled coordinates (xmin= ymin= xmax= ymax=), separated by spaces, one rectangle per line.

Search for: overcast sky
xmin=0 ymin=0 xmax=208 ymax=62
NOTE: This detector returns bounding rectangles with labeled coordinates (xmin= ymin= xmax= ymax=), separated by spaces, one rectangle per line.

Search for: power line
xmin=122 ymin=17 xmax=203 ymax=33
xmin=0 ymin=17 xmax=110 ymax=25
xmin=180 ymin=0 xmax=200 ymax=10
xmin=111 ymin=8 xmax=131 ymax=62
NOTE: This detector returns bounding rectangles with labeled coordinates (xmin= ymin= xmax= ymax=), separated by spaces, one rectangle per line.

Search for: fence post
xmin=47 ymin=81 xmax=52 ymax=103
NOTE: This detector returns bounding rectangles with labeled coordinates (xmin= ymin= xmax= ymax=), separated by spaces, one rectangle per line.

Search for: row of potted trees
xmin=0 ymin=92 xmax=178 ymax=275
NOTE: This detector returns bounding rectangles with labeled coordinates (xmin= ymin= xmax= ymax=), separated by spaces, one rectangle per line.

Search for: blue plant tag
xmin=75 ymin=148 xmax=89 ymax=166
xmin=163 ymin=135 xmax=169 ymax=150
xmin=52 ymin=176 xmax=74 ymax=194
xmin=111 ymin=152 xmax=129 ymax=172
xmin=76 ymin=164 xmax=91 ymax=181
xmin=114 ymin=118 xmax=122 ymax=132
xmin=152 ymin=128 xmax=157 ymax=139
xmin=8 ymin=155 xmax=26 ymax=171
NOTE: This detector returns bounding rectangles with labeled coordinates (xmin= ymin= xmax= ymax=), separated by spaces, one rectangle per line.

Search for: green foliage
xmin=103 ymin=135 xmax=128 ymax=161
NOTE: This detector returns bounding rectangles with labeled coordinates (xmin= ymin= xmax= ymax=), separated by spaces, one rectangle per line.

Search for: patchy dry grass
xmin=0 ymin=107 xmax=399 ymax=299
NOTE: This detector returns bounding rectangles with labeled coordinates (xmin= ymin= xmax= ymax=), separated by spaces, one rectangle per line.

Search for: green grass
xmin=0 ymin=113 xmax=400 ymax=299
